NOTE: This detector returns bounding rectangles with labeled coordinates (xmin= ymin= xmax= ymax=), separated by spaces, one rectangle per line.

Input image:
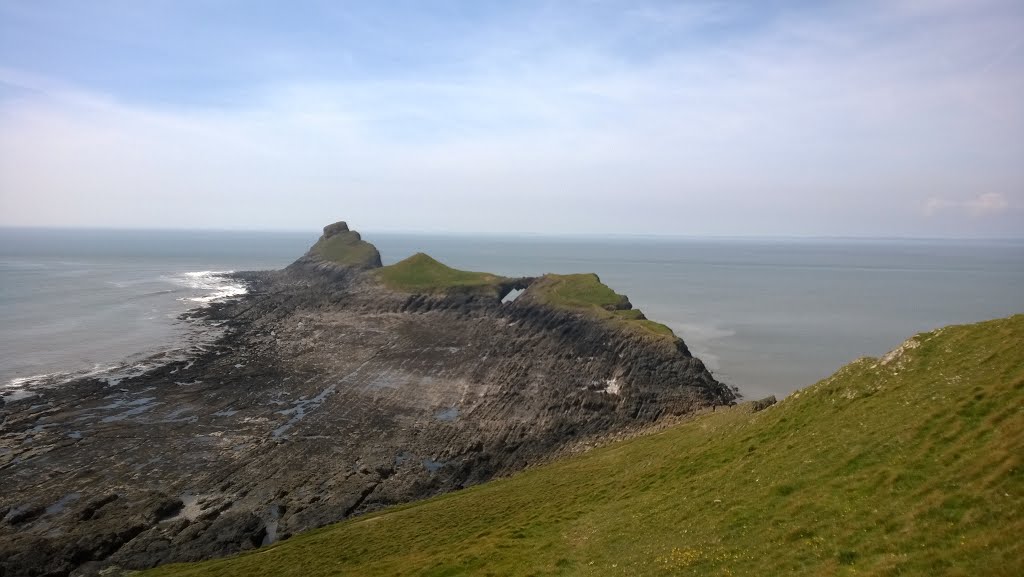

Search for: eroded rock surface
xmin=0 ymin=224 xmax=734 ymax=576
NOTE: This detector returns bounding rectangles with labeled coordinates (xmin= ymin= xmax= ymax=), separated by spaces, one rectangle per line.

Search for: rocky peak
xmin=322 ymin=221 xmax=350 ymax=238
xmin=296 ymin=220 xmax=382 ymax=270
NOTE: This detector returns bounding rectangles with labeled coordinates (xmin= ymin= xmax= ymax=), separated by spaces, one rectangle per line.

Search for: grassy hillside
xmin=142 ymin=315 xmax=1023 ymax=577
xmin=375 ymin=253 xmax=507 ymax=295
xmin=308 ymin=230 xmax=381 ymax=268
xmin=523 ymin=274 xmax=675 ymax=338
xmin=373 ymin=261 xmax=672 ymax=342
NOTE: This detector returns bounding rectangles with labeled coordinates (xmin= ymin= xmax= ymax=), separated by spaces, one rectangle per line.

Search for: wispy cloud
xmin=1 ymin=0 xmax=1022 ymax=236
xmin=924 ymin=193 xmax=1011 ymax=217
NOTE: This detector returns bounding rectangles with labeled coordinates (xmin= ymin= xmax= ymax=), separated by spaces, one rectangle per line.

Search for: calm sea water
xmin=2 ymin=228 xmax=1022 ymax=400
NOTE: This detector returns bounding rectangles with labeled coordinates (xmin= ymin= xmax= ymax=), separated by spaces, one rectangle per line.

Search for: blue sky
xmin=0 ymin=0 xmax=1022 ymax=236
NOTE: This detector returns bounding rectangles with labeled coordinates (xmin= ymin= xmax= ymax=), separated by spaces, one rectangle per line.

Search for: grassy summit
xmin=141 ymin=314 xmax=1023 ymax=577
xmin=306 ymin=222 xmax=382 ymax=269
xmin=302 ymin=223 xmax=674 ymax=341
xmin=373 ymin=265 xmax=674 ymax=338
xmin=522 ymin=273 xmax=675 ymax=338
xmin=375 ymin=253 xmax=507 ymax=295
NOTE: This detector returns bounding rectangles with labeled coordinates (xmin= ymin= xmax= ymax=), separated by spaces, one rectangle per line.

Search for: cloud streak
xmin=925 ymin=193 xmax=1011 ymax=217
xmin=1 ymin=0 xmax=1022 ymax=236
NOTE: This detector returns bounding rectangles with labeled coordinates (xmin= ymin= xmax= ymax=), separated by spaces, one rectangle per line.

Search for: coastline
xmin=0 ymin=227 xmax=733 ymax=575
xmin=0 ymin=270 xmax=250 ymax=402
xmin=5 ymin=229 xmax=1023 ymax=401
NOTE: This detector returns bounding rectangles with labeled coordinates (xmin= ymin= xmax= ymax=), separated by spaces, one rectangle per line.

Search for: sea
xmin=2 ymin=227 xmax=1022 ymax=402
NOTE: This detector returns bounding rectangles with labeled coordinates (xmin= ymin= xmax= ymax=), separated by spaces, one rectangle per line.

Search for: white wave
xmin=163 ymin=270 xmax=247 ymax=304
xmin=4 ymin=363 xmax=117 ymax=390
xmin=7 ymin=372 xmax=67 ymax=388
xmin=102 ymin=363 xmax=157 ymax=387
xmin=4 ymin=353 xmax=199 ymax=392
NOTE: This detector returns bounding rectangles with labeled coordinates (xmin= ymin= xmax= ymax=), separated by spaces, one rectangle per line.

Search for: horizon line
xmin=1 ymin=224 xmax=1023 ymax=243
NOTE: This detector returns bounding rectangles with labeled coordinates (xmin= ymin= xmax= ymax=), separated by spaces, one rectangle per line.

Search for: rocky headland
xmin=0 ymin=222 xmax=735 ymax=576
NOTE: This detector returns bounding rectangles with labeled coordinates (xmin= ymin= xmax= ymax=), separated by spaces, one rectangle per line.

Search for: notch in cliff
xmin=301 ymin=221 xmax=383 ymax=269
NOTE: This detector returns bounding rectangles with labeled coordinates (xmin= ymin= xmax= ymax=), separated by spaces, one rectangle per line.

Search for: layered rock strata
xmin=0 ymin=222 xmax=735 ymax=576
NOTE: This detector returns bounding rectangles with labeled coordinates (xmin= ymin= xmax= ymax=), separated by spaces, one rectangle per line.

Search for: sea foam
xmin=165 ymin=271 xmax=248 ymax=303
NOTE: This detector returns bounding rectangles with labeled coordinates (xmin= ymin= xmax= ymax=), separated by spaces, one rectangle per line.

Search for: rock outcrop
xmin=290 ymin=220 xmax=383 ymax=273
xmin=0 ymin=222 xmax=735 ymax=576
xmin=751 ymin=395 xmax=777 ymax=412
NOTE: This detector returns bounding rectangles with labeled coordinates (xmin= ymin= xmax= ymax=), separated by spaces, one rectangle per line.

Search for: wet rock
xmin=79 ymin=494 xmax=120 ymax=521
xmin=153 ymin=498 xmax=184 ymax=521
xmin=5 ymin=502 xmax=45 ymax=525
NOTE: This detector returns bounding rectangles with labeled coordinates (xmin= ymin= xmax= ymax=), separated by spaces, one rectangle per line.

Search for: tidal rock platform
xmin=0 ymin=222 xmax=735 ymax=576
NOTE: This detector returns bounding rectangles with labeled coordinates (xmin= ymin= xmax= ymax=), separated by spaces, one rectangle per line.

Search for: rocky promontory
xmin=0 ymin=222 xmax=735 ymax=576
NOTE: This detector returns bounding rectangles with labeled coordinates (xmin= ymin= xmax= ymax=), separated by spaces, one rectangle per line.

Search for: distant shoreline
xmin=2 ymin=229 xmax=1022 ymax=400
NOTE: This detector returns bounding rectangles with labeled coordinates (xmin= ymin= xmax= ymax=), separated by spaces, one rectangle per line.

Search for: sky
xmin=0 ymin=0 xmax=1022 ymax=237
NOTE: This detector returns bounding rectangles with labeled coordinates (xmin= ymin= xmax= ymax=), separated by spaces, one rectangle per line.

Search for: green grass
xmin=524 ymin=274 xmax=675 ymax=338
xmin=370 ymin=257 xmax=676 ymax=341
xmin=308 ymin=231 xmax=381 ymax=268
xmin=527 ymin=273 xmax=629 ymax=310
xmin=142 ymin=314 xmax=1024 ymax=577
xmin=375 ymin=253 xmax=507 ymax=295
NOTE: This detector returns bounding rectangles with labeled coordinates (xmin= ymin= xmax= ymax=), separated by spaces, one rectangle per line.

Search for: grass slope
xmin=524 ymin=274 xmax=675 ymax=338
xmin=375 ymin=253 xmax=506 ymax=295
xmin=143 ymin=315 xmax=1024 ymax=577
xmin=308 ymin=231 xmax=381 ymax=268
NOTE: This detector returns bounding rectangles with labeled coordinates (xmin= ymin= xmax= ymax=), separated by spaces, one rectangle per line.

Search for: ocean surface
xmin=2 ymin=228 xmax=1022 ymax=401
